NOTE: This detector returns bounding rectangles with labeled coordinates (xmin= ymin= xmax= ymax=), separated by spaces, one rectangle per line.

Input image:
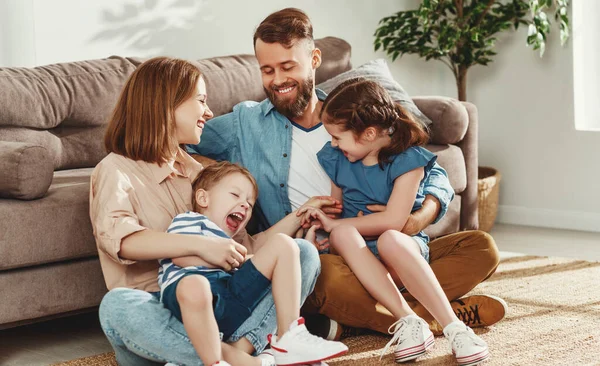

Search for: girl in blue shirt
xmin=300 ymin=78 xmax=490 ymax=366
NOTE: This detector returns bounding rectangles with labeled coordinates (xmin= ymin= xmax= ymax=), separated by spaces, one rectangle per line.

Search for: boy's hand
xmin=295 ymin=225 xmax=330 ymax=252
xmin=298 ymin=206 xmax=337 ymax=233
xmin=298 ymin=196 xmax=342 ymax=228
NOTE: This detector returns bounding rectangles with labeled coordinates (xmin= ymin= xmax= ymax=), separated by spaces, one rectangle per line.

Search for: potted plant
xmin=373 ymin=0 xmax=570 ymax=231
xmin=374 ymin=0 xmax=570 ymax=102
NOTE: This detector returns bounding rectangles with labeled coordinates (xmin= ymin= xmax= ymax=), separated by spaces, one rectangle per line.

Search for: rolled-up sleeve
xmin=422 ymin=162 xmax=455 ymax=224
xmin=90 ymin=164 xmax=146 ymax=264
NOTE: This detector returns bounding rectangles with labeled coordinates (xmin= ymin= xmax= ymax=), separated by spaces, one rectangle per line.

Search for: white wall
xmin=2 ymin=0 xmax=599 ymax=232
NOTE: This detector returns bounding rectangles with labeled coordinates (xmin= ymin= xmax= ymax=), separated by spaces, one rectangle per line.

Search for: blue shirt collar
xmin=260 ymin=88 xmax=328 ymax=117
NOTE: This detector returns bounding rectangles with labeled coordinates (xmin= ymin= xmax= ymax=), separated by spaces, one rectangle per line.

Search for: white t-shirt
xmin=287 ymin=122 xmax=332 ymax=211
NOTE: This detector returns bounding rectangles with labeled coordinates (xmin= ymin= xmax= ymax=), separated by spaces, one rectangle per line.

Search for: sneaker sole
xmin=430 ymin=295 xmax=508 ymax=335
xmin=275 ymin=349 xmax=348 ymax=366
xmin=456 ymin=348 xmax=490 ymax=366
xmin=394 ymin=333 xmax=435 ymax=363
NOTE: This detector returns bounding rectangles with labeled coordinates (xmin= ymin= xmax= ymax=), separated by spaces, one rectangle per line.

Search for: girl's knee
xmin=176 ymin=275 xmax=212 ymax=306
xmin=329 ymin=224 xmax=358 ymax=245
xmin=377 ymin=230 xmax=413 ymax=255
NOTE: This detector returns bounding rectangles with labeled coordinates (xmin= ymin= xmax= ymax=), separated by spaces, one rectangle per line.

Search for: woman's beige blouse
xmin=89 ymin=150 xmax=202 ymax=292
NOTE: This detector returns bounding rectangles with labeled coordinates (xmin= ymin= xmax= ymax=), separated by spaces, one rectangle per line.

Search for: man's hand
xmin=299 ymin=196 xmax=342 ymax=215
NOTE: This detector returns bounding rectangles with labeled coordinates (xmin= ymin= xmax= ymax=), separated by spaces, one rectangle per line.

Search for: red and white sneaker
xmin=444 ymin=321 xmax=490 ymax=366
xmin=268 ymin=317 xmax=348 ymax=365
xmin=211 ymin=362 xmax=231 ymax=366
xmin=380 ymin=314 xmax=435 ymax=363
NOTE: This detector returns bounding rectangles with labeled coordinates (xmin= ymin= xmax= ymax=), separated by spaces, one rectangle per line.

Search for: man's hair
xmin=104 ymin=57 xmax=201 ymax=164
xmin=192 ymin=161 xmax=259 ymax=211
xmin=253 ymin=8 xmax=314 ymax=49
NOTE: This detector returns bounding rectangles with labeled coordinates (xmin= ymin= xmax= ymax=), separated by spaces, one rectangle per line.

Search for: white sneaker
xmin=269 ymin=317 xmax=348 ymax=365
xmin=257 ymin=349 xmax=276 ymax=366
xmin=444 ymin=321 xmax=490 ymax=366
xmin=380 ymin=314 xmax=435 ymax=363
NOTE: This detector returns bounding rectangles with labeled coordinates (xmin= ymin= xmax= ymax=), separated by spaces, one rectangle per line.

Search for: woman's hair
xmin=321 ymin=77 xmax=430 ymax=167
xmin=253 ymin=8 xmax=314 ymax=49
xmin=104 ymin=57 xmax=202 ymax=164
xmin=192 ymin=161 xmax=259 ymax=211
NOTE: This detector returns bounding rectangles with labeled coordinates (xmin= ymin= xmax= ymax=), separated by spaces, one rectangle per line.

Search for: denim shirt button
xmin=285 ymin=125 xmax=289 ymax=128
xmin=280 ymin=183 xmax=284 ymax=187
xmin=285 ymin=211 xmax=290 ymax=215
xmin=283 ymin=153 xmax=288 ymax=158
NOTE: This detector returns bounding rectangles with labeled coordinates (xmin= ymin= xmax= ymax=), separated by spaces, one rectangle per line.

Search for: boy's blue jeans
xmin=98 ymin=239 xmax=320 ymax=366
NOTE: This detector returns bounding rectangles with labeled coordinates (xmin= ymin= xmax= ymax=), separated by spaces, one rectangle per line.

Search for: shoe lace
xmin=379 ymin=318 xmax=408 ymax=360
xmin=452 ymin=299 xmax=482 ymax=326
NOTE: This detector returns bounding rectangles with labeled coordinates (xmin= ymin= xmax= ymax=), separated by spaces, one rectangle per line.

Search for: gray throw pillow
xmin=316 ymin=59 xmax=432 ymax=127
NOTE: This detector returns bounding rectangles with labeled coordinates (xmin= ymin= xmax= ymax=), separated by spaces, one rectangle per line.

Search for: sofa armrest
xmin=0 ymin=141 xmax=53 ymax=200
xmin=413 ymin=96 xmax=479 ymax=230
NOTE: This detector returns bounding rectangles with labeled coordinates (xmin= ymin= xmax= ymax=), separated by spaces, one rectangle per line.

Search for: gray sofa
xmin=0 ymin=37 xmax=478 ymax=329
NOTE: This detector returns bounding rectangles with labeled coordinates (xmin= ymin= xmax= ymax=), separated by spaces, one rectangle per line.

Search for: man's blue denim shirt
xmin=187 ymin=89 xmax=454 ymax=232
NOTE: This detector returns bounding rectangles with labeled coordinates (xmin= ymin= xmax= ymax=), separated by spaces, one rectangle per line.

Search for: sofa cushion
xmin=0 ymin=141 xmax=53 ymax=200
xmin=0 ymin=57 xmax=136 ymax=170
xmin=0 ymin=258 xmax=106 ymax=326
xmin=0 ymin=169 xmax=97 ymax=270
xmin=413 ymin=96 xmax=469 ymax=145
xmin=316 ymin=59 xmax=432 ymax=128
xmin=426 ymin=144 xmax=467 ymax=194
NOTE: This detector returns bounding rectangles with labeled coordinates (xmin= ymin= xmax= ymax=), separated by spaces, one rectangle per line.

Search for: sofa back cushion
xmin=0 ymin=37 xmax=351 ymax=174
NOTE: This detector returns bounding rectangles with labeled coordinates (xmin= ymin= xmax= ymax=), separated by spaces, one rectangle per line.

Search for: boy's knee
xmin=176 ymin=276 xmax=212 ymax=307
xmin=272 ymin=233 xmax=300 ymax=256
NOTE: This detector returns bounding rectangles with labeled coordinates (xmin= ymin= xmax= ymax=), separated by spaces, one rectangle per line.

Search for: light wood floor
xmin=1 ymin=224 xmax=599 ymax=366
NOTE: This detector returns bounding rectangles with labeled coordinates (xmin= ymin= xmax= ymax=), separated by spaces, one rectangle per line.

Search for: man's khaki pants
xmin=303 ymin=230 xmax=500 ymax=334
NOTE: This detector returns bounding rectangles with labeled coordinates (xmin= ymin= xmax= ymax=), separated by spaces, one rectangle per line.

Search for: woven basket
xmin=478 ymin=166 xmax=501 ymax=232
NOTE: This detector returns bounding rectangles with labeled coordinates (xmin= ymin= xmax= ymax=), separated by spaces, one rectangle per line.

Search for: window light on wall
xmin=573 ymin=0 xmax=600 ymax=131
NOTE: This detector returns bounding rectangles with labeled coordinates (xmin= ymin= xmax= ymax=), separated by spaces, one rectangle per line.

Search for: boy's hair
xmin=253 ymin=8 xmax=314 ymax=49
xmin=192 ymin=162 xmax=259 ymax=211
xmin=104 ymin=57 xmax=202 ymax=164
xmin=321 ymin=77 xmax=430 ymax=167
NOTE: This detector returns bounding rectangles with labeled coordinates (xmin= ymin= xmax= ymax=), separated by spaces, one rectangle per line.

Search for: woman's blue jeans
xmin=98 ymin=239 xmax=320 ymax=366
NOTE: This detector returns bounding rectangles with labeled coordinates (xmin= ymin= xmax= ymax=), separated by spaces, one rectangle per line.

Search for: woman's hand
xmin=198 ymin=236 xmax=248 ymax=272
xmin=298 ymin=206 xmax=337 ymax=233
xmin=296 ymin=225 xmax=330 ymax=252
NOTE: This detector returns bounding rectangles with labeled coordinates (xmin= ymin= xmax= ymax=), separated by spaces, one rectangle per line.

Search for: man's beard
xmin=264 ymin=74 xmax=314 ymax=120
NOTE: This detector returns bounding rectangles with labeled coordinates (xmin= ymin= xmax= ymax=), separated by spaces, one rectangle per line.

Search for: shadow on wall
xmin=89 ymin=0 xmax=213 ymax=58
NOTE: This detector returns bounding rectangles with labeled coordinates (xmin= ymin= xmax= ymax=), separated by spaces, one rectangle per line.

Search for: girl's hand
xmin=298 ymin=206 xmax=337 ymax=233
xmin=295 ymin=225 xmax=330 ymax=252
xmin=199 ymin=237 xmax=247 ymax=272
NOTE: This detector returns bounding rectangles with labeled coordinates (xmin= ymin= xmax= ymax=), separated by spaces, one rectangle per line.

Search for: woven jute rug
xmin=55 ymin=255 xmax=600 ymax=366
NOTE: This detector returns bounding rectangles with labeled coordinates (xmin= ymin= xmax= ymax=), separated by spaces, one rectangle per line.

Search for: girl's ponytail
xmin=377 ymin=103 xmax=430 ymax=167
